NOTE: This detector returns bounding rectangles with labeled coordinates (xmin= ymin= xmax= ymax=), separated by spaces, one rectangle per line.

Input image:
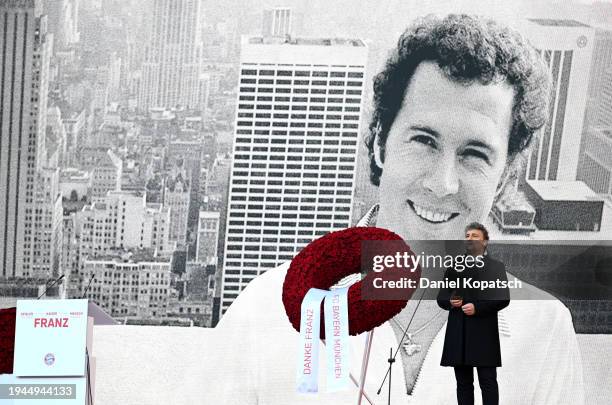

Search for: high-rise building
xmin=63 ymin=109 xmax=86 ymax=166
xmin=196 ymin=211 xmax=219 ymax=264
xmin=262 ymin=7 xmax=292 ymax=37
xmin=47 ymin=106 xmax=68 ymax=166
xmin=220 ymin=36 xmax=367 ymax=314
xmin=578 ymin=30 xmax=612 ymax=197
xmin=45 ymin=0 xmax=79 ymax=52
xmin=588 ymin=67 xmax=612 ymax=129
xmin=61 ymin=212 xmax=79 ymax=297
xmin=523 ymin=19 xmax=594 ymax=182
xmin=30 ymin=167 xmax=63 ymax=278
xmin=164 ymin=173 xmax=190 ymax=245
xmin=89 ymin=149 xmax=122 ymax=201
xmin=81 ymin=250 xmax=172 ymax=318
xmin=138 ymin=0 xmax=204 ymax=112
xmin=0 ymin=0 xmax=51 ymax=277
xmin=107 ymin=51 xmax=122 ymax=101
xmin=198 ymin=73 xmax=211 ymax=115
xmin=583 ymin=26 xmax=612 ymax=128
xmin=78 ymin=190 xmax=172 ymax=258
xmin=578 ymin=128 xmax=612 ymax=196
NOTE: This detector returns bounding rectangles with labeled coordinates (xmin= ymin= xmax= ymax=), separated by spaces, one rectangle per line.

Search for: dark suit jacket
xmin=436 ymin=255 xmax=510 ymax=367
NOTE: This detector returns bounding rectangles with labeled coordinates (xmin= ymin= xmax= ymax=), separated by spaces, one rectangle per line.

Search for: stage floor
xmin=90 ymin=326 xmax=611 ymax=404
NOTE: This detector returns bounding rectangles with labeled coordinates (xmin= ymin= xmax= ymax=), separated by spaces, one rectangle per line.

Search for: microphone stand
xmin=37 ymin=275 xmax=65 ymax=299
xmin=387 ymin=348 xmax=394 ymax=405
xmin=376 ymin=288 xmax=427 ymax=399
xmin=82 ymin=274 xmax=95 ymax=299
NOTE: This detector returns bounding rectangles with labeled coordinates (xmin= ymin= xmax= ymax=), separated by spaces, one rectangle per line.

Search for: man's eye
xmin=463 ymin=149 xmax=490 ymax=163
xmin=411 ymin=135 xmax=437 ymax=148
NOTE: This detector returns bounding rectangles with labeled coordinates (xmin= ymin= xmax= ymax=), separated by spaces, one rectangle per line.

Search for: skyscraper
xmin=0 ymin=0 xmax=51 ymax=278
xmin=30 ymin=167 xmax=63 ymax=278
xmin=45 ymin=0 xmax=79 ymax=52
xmin=262 ymin=7 xmax=292 ymax=37
xmin=577 ymin=127 xmax=612 ymax=196
xmin=220 ymin=36 xmax=367 ymax=314
xmin=196 ymin=210 xmax=220 ymax=264
xmin=138 ymin=0 xmax=203 ymax=112
xmin=583 ymin=26 xmax=612 ymax=128
xmin=577 ymin=26 xmax=612 ymax=197
xmin=164 ymin=173 xmax=190 ymax=245
xmin=523 ymin=19 xmax=594 ymax=182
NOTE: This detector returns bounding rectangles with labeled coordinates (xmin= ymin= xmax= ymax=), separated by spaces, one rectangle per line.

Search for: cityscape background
xmin=0 ymin=0 xmax=611 ymax=332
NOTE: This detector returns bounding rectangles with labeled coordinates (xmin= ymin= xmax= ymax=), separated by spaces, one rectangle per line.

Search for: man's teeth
xmin=413 ymin=203 xmax=453 ymax=223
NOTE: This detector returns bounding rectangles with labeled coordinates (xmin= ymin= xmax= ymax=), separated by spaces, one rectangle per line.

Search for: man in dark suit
xmin=437 ymin=222 xmax=510 ymax=405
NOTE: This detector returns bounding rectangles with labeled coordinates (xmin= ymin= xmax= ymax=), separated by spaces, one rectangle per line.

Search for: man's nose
xmin=422 ymin=154 xmax=460 ymax=198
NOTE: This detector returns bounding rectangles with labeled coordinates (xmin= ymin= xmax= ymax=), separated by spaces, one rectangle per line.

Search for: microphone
xmin=81 ymin=274 xmax=95 ymax=299
xmin=37 ymin=275 xmax=65 ymax=299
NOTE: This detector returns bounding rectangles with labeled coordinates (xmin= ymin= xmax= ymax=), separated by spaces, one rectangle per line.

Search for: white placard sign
xmin=13 ymin=299 xmax=88 ymax=377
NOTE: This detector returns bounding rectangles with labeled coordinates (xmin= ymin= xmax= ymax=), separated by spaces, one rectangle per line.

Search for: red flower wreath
xmin=282 ymin=227 xmax=419 ymax=339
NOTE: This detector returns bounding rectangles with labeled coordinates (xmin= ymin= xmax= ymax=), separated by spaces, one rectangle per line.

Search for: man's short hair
xmin=465 ymin=222 xmax=490 ymax=240
xmin=366 ymin=14 xmax=551 ymax=186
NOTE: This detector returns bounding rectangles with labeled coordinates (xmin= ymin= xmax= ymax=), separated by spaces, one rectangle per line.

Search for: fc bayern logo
xmin=44 ymin=353 xmax=55 ymax=366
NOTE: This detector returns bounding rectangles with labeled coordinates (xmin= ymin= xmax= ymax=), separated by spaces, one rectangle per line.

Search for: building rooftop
xmin=61 ymin=168 xmax=90 ymax=180
xmin=92 ymin=202 xmax=107 ymax=210
xmin=149 ymin=108 xmax=176 ymax=121
xmin=199 ymin=211 xmax=220 ymax=219
xmin=496 ymin=190 xmax=535 ymax=212
xmin=87 ymin=248 xmax=171 ymax=263
xmin=247 ymin=36 xmax=365 ymax=47
xmin=106 ymin=149 xmax=123 ymax=169
xmin=166 ymin=173 xmax=189 ymax=192
xmin=528 ymin=18 xmax=590 ymax=28
xmin=527 ymin=180 xmax=604 ymax=201
xmin=107 ymin=189 xmax=145 ymax=198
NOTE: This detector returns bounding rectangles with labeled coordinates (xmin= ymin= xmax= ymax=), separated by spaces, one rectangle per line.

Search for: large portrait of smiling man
xmin=208 ymin=13 xmax=591 ymax=405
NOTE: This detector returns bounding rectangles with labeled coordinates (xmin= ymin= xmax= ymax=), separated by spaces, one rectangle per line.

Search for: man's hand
xmin=450 ymin=298 xmax=463 ymax=308
xmin=462 ymin=303 xmax=475 ymax=316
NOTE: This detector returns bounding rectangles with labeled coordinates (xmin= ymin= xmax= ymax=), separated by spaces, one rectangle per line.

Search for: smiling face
xmin=375 ymin=61 xmax=515 ymax=240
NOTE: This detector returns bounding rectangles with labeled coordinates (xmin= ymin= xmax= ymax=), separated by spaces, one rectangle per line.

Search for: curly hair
xmin=465 ymin=222 xmax=490 ymax=240
xmin=366 ymin=14 xmax=551 ymax=186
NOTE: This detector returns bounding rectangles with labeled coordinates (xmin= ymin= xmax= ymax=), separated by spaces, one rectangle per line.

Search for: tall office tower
xmin=138 ymin=0 xmax=203 ymax=112
xmin=89 ymin=149 xmax=122 ymax=201
xmin=262 ymin=7 xmax=292 ymax=37
xmin=220 ymin=36 xmax=367 ymax=314
xmin=164 ymin=173 xmax=191 ymax=245
xmin=0 ymin=0 xmax=51 ymax=278
xmin=78 ymin=190 xmax=172 ymax=263
xmin=47 ymin=106 xmax=67 ymax=166
xmin=583 ymin=27 xmax=612 ymax=126
xmin=61 ymin=212 xmax=79 ymax=296
xmin=577 ymin=25 xmax=612 ymax=197
xmin=30 ymin=167 xmax=63 ymax=278
xmin=578 ymin=128 xmax=612 ymax=196
xmin=45 ymin=0 xmax=79 ymax=51
xmin=196 ymin=210 xmax=220 ymax=264
xmin=587 ymin=67 xmax=612 ymax=130
xmin=577 ymin=68 xmax=612 ymax=195
xmin=82 ymin=252 xmax=172 ymax=318
xmin=107 ymin=51 xmax=122 ymax=101
xmin=523 ymin=19 xmax=594 ymax=182
xmin=198 ymin=73 xmax=211 ymax=115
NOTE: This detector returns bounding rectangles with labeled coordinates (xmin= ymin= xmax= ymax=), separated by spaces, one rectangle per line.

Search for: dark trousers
xmin=453 ymin=366 xmax=498 ymax=405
